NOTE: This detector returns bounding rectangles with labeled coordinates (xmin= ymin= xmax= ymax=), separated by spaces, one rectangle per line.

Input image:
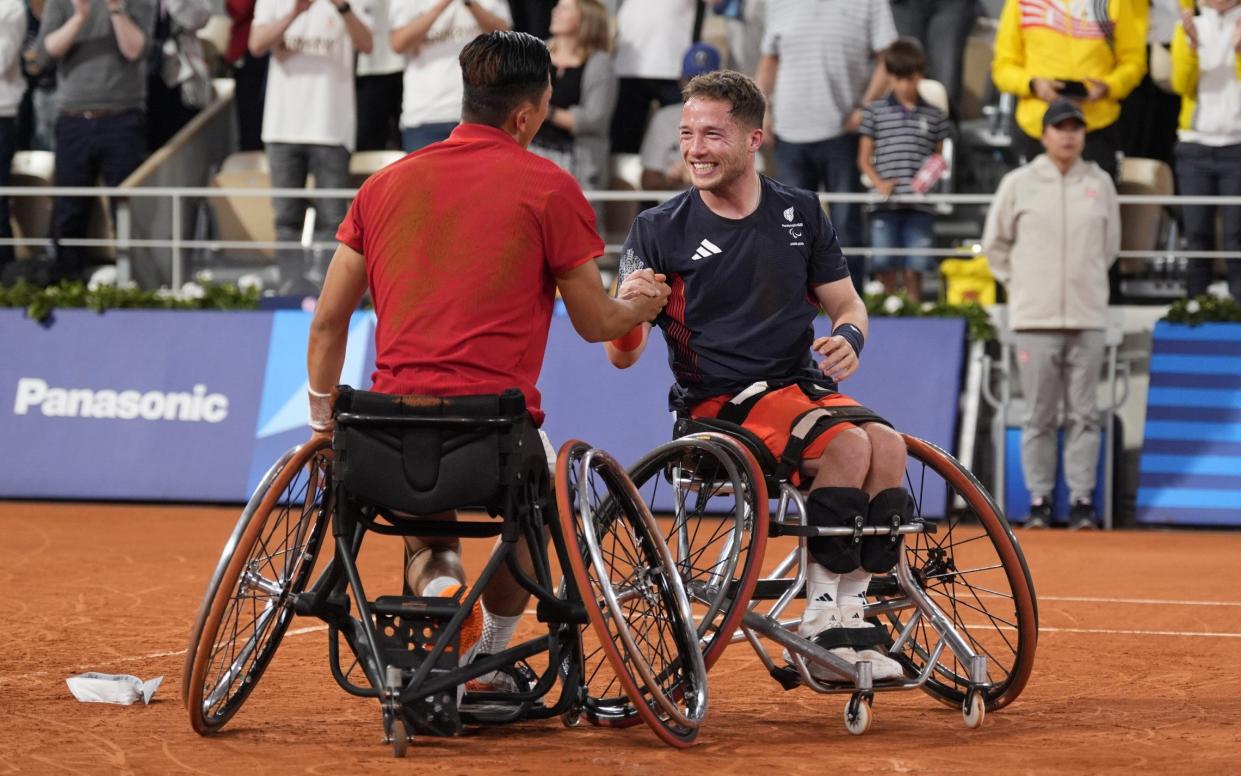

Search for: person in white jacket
xmin=0 ymin=0 xmax=27 ymax=270
xmin=983 ymin=99 xmax=1120 ymax=531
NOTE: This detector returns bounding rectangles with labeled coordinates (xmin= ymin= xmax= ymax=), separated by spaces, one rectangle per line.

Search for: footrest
xmin=373 ymin=595 xmax=465 ymax=619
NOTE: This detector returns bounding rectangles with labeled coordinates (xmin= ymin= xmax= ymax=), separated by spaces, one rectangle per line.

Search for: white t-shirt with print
xmin=256 ymin=0 xmax=373 ymax=149
xmin=613 ymin=0 xmax=697 ymax=80
xmin=0 ymin=0 xmax=27 ymax=117
xmin=389 ymin=0 xmax=511 ymax=129
xmin=358 ymin=0 xmax=404 ymax=76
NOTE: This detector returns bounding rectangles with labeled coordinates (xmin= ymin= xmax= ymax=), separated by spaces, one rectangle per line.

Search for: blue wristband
xmin=832 ymin=323 xmax=865 ymax=356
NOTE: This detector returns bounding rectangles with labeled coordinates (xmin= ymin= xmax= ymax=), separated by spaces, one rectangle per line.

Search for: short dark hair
xmin=884 ymin=37 xmax=927 ymax=78
xmin=681 ymin=70 xmax=766 ymax=130
xmin=459 ymin=31 xmax=552 ymax=127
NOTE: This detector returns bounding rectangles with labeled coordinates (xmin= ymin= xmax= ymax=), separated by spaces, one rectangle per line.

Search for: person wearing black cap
xmin=982 ymin=98 xmax=1121 ymax=531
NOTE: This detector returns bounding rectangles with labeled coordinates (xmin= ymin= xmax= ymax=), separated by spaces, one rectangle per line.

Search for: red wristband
xmin=610 ymin=325 xmax=644 ymax=352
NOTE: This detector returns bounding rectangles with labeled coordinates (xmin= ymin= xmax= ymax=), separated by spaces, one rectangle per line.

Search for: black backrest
xmin=332 ymin=387 xmax=530 ymax=516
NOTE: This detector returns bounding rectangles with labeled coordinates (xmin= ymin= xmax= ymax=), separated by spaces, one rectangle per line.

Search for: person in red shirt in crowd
xmin=306 ymin=30 xmax=669 ymax=688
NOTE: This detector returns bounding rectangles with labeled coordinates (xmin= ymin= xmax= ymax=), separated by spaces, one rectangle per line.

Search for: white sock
xmin=421 ymin=576 xmax=460 ymax=598
xmin=804 ymin=561 xmax=841 ymax=615
xmin=837 ymin=568 xmax=872 ymax=624
xmin=477 ymin=607 xmax=522 ymax=656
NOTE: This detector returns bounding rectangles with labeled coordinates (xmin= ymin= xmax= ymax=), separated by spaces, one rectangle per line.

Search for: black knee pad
xmin=805 ymin=487 xmax=869 ymax=573
xmin=862 ymin=487 xmax=915 ymax=573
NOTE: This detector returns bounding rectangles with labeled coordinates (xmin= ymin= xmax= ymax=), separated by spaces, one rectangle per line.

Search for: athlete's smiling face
xmin=679 ymin=97 xmax=761 ymax=194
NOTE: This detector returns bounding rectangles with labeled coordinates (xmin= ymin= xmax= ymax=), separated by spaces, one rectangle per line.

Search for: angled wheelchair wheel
xmin=877 ymin=435 xmax=1038 ymax=712
xmin=567 ymin=435 xmax=768 ymax=730
xmin=556 ymin=441 xmax=709 ymax=748
xmin=183 ymin=438 xmax=332 ymax=734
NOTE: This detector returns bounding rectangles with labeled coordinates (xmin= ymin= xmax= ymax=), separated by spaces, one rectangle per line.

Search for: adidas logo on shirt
xmin=691 ymin=238 xmax=722 ymax=261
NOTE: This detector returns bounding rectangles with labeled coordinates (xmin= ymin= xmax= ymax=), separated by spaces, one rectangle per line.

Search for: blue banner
xmin=0 ymin=309 xmax=270 ymax=501
xmin=2 ymin=310 xmax=966 ymax=508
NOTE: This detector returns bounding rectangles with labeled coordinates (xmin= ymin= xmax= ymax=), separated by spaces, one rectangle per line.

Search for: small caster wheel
xmin=562 ymin=707 xmax=583 ymax=728
xmin=962 ymin=689 xmax=986 ymax=729
xmin=391 ymin=717 xmax=409 ymax=758
xmin=844 ymin=694 xmax=873 ymax=736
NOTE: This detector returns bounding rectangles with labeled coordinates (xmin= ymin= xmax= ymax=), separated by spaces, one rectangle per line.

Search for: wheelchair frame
xmin=183 ymin=398 xmax=709 ymax=755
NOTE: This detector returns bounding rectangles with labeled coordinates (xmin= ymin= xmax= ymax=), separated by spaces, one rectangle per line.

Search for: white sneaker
xmin=840 ymin=604 xmax=905 ymax=681
xmin=784 ymin=606 xmax=858 ymax=682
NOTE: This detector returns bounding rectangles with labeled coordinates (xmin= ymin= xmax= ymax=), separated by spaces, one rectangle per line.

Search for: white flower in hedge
xmin=195 ymin=269 xmax=215 ymax=283
xmin=883 ymin=295 xmax=904 ymax=314
xmin=180 ymin=281 xmax=205 ymax=300
xmin=155 ymin=287 xmax=177 ymax=300
xmin=88 ymin=266 xmax=118 ymax=291
xmin=864 ymin=279 xmax=886 ymax=296
xmin=237 ymin=273 xmax=264 ymax=292
xmin=1185 ymin=299 xmax=1201 ymax=314
xmin=921 ymin=301 xmax=935 ymax=312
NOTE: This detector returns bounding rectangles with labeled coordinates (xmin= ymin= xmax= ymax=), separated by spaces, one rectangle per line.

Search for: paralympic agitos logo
xmin=12 ymin=378 xmax=230 ymax=423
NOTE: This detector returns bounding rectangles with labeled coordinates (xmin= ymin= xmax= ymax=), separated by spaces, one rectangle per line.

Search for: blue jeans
xmin=53 ymin=108 xmax=147 ymax=276
xmin=401 ymin=122 xmax=457 ymax=153
xmin=870 ymin=209 xmax=936 ymax=273
xmin=773 ymin=133 xmax=865 ymax=290
xmin=1175 ymin=141 xmax=1241 ymax=299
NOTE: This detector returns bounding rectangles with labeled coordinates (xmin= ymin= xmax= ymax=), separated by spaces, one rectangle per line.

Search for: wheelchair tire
xmin=878 ymin=435 xmax=1038 ymax=713
xmin=555 ymin=440 xmax=709 ymax=748
xmin=183 ymin=439 xmax=332 ymax=734
xmin=566 ymin=434 xmax=768 ymax=730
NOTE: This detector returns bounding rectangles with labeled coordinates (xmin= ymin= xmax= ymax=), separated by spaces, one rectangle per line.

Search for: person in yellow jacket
xmin=1170 ymin=0 xmax=1241 ymax=298
xmin=992 ymin=0 xmax=1149 ymax=179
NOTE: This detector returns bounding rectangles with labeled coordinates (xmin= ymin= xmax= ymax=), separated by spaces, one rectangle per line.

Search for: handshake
xmin=618 ymin=268 xmax=671 ymax=322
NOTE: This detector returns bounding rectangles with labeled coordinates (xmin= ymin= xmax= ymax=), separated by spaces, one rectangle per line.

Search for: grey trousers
xmin=1014 ymin=329 xmax=1105 ymax=503
xmin=266 ymin=142 xmax=351 ymax=291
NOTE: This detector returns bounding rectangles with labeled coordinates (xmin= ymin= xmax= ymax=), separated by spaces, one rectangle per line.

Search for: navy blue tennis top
xmin=618 ymin=175 xmax=851 ymax=412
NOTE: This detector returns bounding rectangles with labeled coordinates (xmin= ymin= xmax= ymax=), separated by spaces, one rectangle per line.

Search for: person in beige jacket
xmin=983 ymin=99 xmax=1120 ymax=530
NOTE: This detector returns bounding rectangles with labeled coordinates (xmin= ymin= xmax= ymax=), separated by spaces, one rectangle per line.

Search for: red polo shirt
xmin=336 ymin=123 xmax=604 ymax=425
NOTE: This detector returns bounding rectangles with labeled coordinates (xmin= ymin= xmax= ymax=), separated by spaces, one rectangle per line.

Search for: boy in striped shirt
xmin=857 ymin=38 xmax=950 ymax=302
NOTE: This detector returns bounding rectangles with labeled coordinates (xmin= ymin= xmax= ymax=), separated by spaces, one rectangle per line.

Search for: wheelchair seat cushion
xmin=332 ymin=387 xmax=537 ymax=515
xmin=682 ymin=381 xmax=892 ymax=486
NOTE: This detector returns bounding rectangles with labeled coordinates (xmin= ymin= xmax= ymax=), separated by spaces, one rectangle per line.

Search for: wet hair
xmin=459 ymin=31 xmax=552 ymax=127
xmin=884 ymin=37 xmax=927 ymax=78
xmin=681 ymin=70 xmax=766 ymax=130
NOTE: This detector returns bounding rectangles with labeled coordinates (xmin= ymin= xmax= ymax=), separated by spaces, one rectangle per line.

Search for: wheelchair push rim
xmin=555 ymin=440 xmax=709 ymax=748
xmin=183 ymin=438 xmax=332 ymax=734
xmin=629 ymin=433 xmax=769 ymax=666
xmin=568 ymin=433 xmax=769 ymax=730
xmin=881 ymin=435 xmax=1038 ymax=712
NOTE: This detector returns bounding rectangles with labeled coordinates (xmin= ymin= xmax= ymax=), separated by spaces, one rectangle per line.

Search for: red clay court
xmin=3 ymin=500 xmax=1239 ymax=774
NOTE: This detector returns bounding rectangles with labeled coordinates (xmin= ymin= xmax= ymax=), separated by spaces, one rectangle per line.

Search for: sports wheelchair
xmin=182 ymin=388 xmax=709 ymax=754
xmin=571 ymin=411 xmax=1038 ymax=736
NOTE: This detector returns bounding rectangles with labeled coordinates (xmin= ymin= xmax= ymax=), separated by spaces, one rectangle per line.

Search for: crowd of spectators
xmin=1 ymin=0 xmax=1239 ymax=298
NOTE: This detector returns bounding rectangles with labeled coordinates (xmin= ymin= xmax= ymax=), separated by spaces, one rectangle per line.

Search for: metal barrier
xmin=2 ymin=185 xmax=1240 ymax=289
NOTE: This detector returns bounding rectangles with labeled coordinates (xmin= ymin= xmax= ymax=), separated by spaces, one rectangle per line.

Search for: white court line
xmin=1038 ymin=625 xmax=1241 ymax=638
xmin=1038 ymin=595 xmax=1241 ymax=607
xmin=0 ymin=625 xmax=330 ymax=687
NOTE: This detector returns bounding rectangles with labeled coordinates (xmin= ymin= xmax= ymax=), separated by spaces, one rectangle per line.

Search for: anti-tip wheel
xmin=561 ymin=708 xmax=583 ymax=728
xmin=963 ymin=689 xmax=986 ymax=729
xmin=844 ymin=694 xmax=873 ymax=736
xmin=390 ymin=717 xmax=409 ymax=758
